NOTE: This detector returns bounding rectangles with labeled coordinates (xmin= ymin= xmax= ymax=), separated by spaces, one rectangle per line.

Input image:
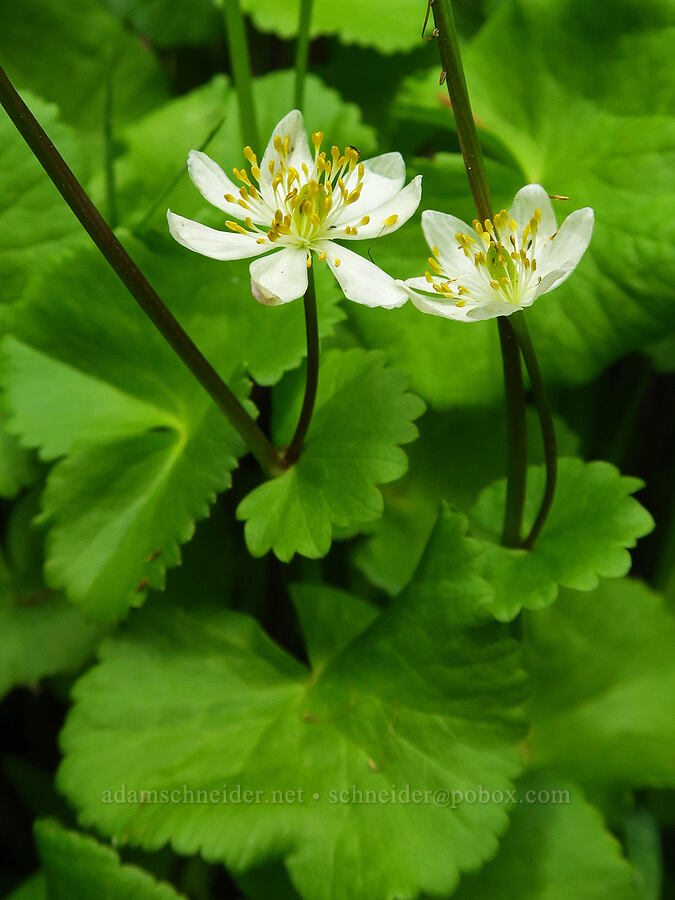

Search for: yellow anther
xmin=239 ymin=186 xmax=249 ymax=199
xmin=283 ymin=214 xmax=291 ymax=228
xmin=243 ymin=146 xmax=258 ymax=167
xmin=472 ymin=218 xmax=483 ymax=234
xmin=534 ymin=208 xmax=542 ymax=224
xmin=490 ymin=280 xmax=500 ymax=290
xmin=256 ymin=238 xmax=267 ymax=244
xmin=501 ymin=277 xmax=510 ymax=286
xmin=310 ymin=213 xmax=321 ymax=227
xmin=484 ymin=219 xmax=494 ymax=234
xmin=302 ymin=163 xmax=309 ymax=178
xmin=283 ymin=135 xmax=290 ymax=154
xmin=360 ymin=215 xmax=370 ymax=225
xmin=428 ymin=257 xmax=442 ymax=274
xmin=522 ymin=223 xmax=531 ymax=241
xmin=425 ymin=271 xmax=434 ymax=283
xmin=226 ymin=220 xmax=247 ymax=235
xmin=251 ymin=166 xmax=260 ymax=181
xmin=268 ymin=160 xmax=275 ymax=176
xmin=334 ymin=258 xmax=341 ymax=267
xmin=312 ymin=131 xmax=324 ymax=152
xmin=509 ymin=218 xmax=518 ymax=231
xmin=531 ymin=258 xmax=537 ymax=272
xmin=457 ymin=285 xmax=470 ymax=295
xmin=318 ymin=251 xmax=327 ymax=261
xmin=245 ymin=216 xmax=253 ymax=228
xmin=267 ymin=230 xmax=280 ymax=242
xmin=237 ymin=199 xmax=250 ymax=209
xmin=384 ymin=214 xmax=398 ymax=226
xmin=306 ymin=255 xmax=313 ymax=268
xmin=358 ymin=162 xmax=364 ymax=179
xmin=347 ymin=187 xmax=362 ymax=204
xmin=274 ymin=208 xmax=283 ymax=224
xmin=432 ymin=245 xmax=439 ymax=257
xmin=273 ymin=136 xmax=284 ymax=154
xmin=456 ymin=300 xmax=467 ymax=308
xmin=224 ymin=193 xmax=236 ymax=203
xmin=331 ymin=146 xmax=340 ymax=165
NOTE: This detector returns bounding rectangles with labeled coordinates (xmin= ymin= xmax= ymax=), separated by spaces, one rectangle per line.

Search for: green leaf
xmin=0 ymin=0 xmax=167 ymax=134
xmin=103 ymin=0 xmax=220 ymax=47
xmin=524 ymin=578 xmax=675 ymax=788
xmin=1 ymin=237 xmax=251 ymax=620
xmin=469 ymin=458 xmax=654 ymax=620
xmin=0 ymin=494 xmax=105 ymax=698
xmin=58 ymin=509 xmax=527 ymax=900
xmin=452 ymin=773 xmax=639 ymax=899
xmin=4 ymin=873 xmax=47 ymax=900
xmin=239 ymin=0 xmax=426 ymax=54
xmin=34 ymin=819 xmax=186 ymax=899
xmin=356 ymin=0 xmax=675 ymax=408
xmin=237 ymin=349 xmax=425 ymax=561
xmin=0 ymin=93 xmax=87 ymax=308
xmin=354 ymin=407 xmax=580 ymax=595
xmin=0 ymin=409 xmax=38 ymax=499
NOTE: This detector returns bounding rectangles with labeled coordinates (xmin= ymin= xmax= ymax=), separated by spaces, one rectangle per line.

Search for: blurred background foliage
xmin=0 ymin=0 xmax=673 ymax=897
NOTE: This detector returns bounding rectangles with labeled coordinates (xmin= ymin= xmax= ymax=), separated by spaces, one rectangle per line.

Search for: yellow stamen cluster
xmin=223 ymin=133 xmax=369 ymax=264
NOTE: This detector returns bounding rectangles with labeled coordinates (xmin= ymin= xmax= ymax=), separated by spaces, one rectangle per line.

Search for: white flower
xmin=167 ymin=110 xmax=422 ymax=308
xmin=404 ymin=184 xmax=594 ymax=321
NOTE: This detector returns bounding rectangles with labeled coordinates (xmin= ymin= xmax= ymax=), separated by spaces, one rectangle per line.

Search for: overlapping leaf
xmin=0 ymin=494 xmax=105 ymax=696
xmin=0 ymin=93 xmax=87 ymax=308
xmin=469 ymin=458 xmax=654 ymax=620
xmin=524 ymin=578 xmax=675 ymax=787
xmin=58 ymin=509 xmax=527 ymax=900
xmin=34 ymin=819 xmax=186 ymax=900
xmin=237 ymin=349 xmax=425 ymax=560
xmin=453 ymin=773 xmax=639 ymax=899
xmin=0 ymin=0 xmax=167 ymax=134
xmin=0 ymin=238 xmax=247 ymax=620
xmin=104 ymin=0 xmax=219 ymax=47
xmin=354 ymin=407 xmax=579 ymax=595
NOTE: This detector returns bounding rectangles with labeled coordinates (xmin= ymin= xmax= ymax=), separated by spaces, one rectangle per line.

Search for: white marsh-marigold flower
xmin=168 ymin=110 xmax=422 ymax=308
xmin=404 ymin=184 xmax=593 ymax=321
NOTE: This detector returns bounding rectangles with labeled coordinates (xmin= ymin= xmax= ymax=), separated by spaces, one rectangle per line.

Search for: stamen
xmin=243 ymin=146 xmax=257 ymax=167
xmin=384 ymin=214 xmax=398 ymax=226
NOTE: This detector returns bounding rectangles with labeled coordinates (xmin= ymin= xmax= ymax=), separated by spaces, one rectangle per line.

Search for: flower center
xmin=222 ymin=132 xmax=373 ymax=263
xmin=425 ymin=208 xmax=546 ymax=307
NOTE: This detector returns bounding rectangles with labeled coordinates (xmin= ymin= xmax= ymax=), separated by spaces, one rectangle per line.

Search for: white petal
xmin=509 ymin=184 xmax=557 ymax=236
xmin=249 ymin=247 xmax=308 ymax=306
xmin=406 ymin=287 xmax=476 ymax=322
xmin=535 ymin=207 xmax=594 ymax=293
xmin=339 ymin=152 xmax=407 ymax=222
xmin=259 ymin=110 xmax=313 ymax=195
xmin=336 ymin=176 xmax=422 ymax=240
xmin=321 ymin=242 xmax=408 ymax=309
xmin=465 ymin=300 xmax=521 ymax=321
xmin=187 ymin=150 xmax=248 ymax=219
xmin=421 ymin=209 xmax=479 ymax=277
xmin=167 ymin=211 xmax=267 ymax=260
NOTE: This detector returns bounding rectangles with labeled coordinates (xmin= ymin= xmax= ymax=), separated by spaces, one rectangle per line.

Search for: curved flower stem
xmin=431 ymin=0 xmax=526 ymax=545
xmin=510 ymin=314 xmax=557 ymax=549
xmin=223 ymin=0 xmax=261 ymax=152
xmin=284 ymin=265 xmax=319 ymax=467
xmin=294 ymin=0 xmax=314 ymax=110
xmin=0 ymin=66 xmax=283 ymax=478
xmin=498 ymin=318 xmax=527 ymax=547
